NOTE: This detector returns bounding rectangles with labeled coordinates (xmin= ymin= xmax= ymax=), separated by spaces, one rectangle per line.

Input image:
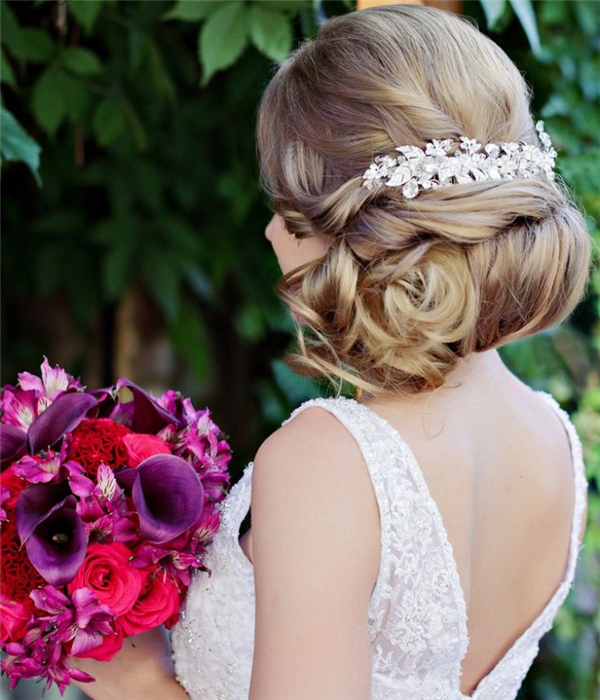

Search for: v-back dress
xmin=171 ymin=391 xmax=588 ymax=700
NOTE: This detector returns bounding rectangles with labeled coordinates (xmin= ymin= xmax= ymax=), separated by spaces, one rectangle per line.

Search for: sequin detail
xmin=171 ymin=391 xmax=587 ymax=699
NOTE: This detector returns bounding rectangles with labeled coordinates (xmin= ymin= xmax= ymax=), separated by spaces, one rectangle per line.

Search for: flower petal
xmin=132 ymin=455 xmax=204 ymax=544
xmin=0 ymin=424 xmax=27 ymax=468
xmin=116 ymin=379 xmax=185 ymax=434
xmin=26 ymin=505 xmax=87 ymax=586
xmin=27 ymin=392 xmax=97 ymax=454
xmin=16 ymin=481 xmax=74 ymax=545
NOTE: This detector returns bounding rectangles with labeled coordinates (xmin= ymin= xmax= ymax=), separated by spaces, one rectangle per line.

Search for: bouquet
xmin=0 ymin=359 xmax=231 ymax=692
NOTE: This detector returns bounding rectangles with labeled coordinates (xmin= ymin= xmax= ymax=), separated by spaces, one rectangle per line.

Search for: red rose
xmin=67 ymin=543 xmax=145 ymax=617
xmin=73 ymin=621 xmax=124 ymax=662
xmin=67 ymin=418 xmax=132 ymax=480
xmin=120 ymin=568 xmax=181 ymax=636
xmin=122 ymin=434 xmax=171 ymax=468
xmin=0 ymin=594 xmax=32 ymax=643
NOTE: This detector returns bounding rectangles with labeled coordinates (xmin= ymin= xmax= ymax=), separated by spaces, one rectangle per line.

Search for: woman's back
xmin=355 ymin=352 xmax=581 ymax=694
xmin=172 ymin=349 xmax=587 ymax=699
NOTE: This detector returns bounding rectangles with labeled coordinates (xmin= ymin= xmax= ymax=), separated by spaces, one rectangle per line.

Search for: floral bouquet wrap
xmin=0 ymin=359 xmax=231 ymax=692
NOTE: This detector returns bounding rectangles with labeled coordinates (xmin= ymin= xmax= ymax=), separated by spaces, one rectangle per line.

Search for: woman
xmin=74 ymin=5 xmax=591 ymax=699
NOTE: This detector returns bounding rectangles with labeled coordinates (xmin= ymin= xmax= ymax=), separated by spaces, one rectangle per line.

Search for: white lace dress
xmin=171 ymin=391 xmax=587 ymax=700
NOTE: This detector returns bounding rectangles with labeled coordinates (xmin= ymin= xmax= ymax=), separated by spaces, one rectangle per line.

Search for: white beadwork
xmin=171 ymin=391 xmax=587 ymax=700
xmin=362 ymin=121 xmax=557 ymax=199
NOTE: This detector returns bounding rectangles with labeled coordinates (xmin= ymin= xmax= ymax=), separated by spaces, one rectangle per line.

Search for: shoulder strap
xmin=535 ymin=390 xmax=588 ymax=583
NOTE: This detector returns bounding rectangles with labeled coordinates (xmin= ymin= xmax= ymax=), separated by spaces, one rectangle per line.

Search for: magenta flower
xmin=115 ymin=454 xmax=204 ymax=544
xmin=0 ymin=358 xmax=83 ymax=433
xmin=31 ymin=586 xmax=114 ymax=657
xmin=71 ymin=465 xmax=136 ymax=544
xmin=17 ymin=481 xmax=87 ymax=586
xmin=0 ymin=388 xmax=39 ymax=430
xmin=18 ymin=358 xmax=80 ymax=402
xmin=1 ymin=625 xmax=93 ymax=693
xmin=12 ymin=443 xmax=83 ymax=484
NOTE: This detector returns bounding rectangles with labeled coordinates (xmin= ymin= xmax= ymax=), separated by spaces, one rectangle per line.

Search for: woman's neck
xmin=358 ymin=348 xmax=516 ymax=409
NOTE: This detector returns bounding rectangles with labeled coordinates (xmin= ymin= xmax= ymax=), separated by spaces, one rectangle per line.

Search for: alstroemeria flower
xmin=0 ymin=388 xmax=39 ymax=430
xmin=0 ymin=358 xmax=83 ymax=434
xmin=31 ymin=586 xmax=114 ymax=657
xmin=12 ymin=443 xmax=83 ymax=484
xmin=16 ymin=481 xmax=87 ymax=586
xmin=0 ymin=594 xmax=95 ymax=693
xmin=115 ymin=454 xmax=204 ymax=544
xmin=18 ymin=358 xmax=79 ymax=402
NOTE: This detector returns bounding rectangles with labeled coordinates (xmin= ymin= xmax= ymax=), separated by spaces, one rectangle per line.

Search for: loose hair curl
xmin=256 ymin=4 xmax=592 ymax=398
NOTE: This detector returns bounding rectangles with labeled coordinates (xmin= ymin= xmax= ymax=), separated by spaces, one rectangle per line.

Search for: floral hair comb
xmin=361 ymin=120 xmax=557 ymax=199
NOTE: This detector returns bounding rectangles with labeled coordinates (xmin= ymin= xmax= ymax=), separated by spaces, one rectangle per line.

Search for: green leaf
xmin=171 ymin=300 xmax=213 ymax=379
xmin=271 ymin=359 xmax=323 ymax=403
xmin=144 ymin=37 xmax=176 ymax=103
xmin=0 ymin=107 xmax=42 ymax=186
xmin=1 ymin=47 xmax=17 ymax=88
xmin=249 ymin=4 xmax=292 ymax=63
xmin=93 ymin=98 xmax=126 ymax=146
xmin=18 ymin=28 xmax=55 ymax=63
xmin=62 ymin=47 xmax=103 ymax=76
xmin=163 ymin=0 xmax=218 ymax=22
xmin=32 ymin=67 xmax=69 ymax=138
xmin=0 ymin=2 xmax=25 ymax=58
xmin=199 ymin=2 xmax=249 ymax=85
xmin=143 ymin=247 xmax=180 ymax=319
xmin=258 ymin=1 xmax=306 ymax=14
xmin=508 ymin=0 xmax=541 ymax=56
xmin=68 ymin=0 xmax=103 ymax=34
xmin=480 ymin=0 xmax=507 ymax=30
xmin=62 ymin=73 xmax=92 ymax=121
xmin=119 ymin=98 xmax=148 ymax=151
xmin=102 ymin=240 xmax=135 ymax=300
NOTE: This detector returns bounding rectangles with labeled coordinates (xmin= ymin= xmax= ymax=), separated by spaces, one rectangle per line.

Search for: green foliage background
xmin=1 ymin=1 xmax=598 ymax=697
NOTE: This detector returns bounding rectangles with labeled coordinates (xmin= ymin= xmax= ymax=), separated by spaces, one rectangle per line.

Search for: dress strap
xmin=534 ymin=390 xmax=588 ymax=582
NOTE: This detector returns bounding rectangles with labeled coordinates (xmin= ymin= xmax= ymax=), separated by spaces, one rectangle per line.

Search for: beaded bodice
xmin=171 ymin=391 xmax=587 ymax=700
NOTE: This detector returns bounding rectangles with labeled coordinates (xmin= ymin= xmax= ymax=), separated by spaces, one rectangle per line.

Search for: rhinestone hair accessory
xmin=362 ymin=120 xmax=557 ymax=200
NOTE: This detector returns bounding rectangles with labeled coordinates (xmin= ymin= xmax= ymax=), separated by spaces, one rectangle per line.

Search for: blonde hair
xmin=256 ymin=4 xmax=592 ymax=398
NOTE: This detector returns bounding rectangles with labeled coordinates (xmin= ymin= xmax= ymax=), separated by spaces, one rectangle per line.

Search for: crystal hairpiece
xmin=361 ymin=120 xmax=557 ymax=199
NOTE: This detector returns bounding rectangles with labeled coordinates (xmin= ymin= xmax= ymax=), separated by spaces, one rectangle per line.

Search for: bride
xmin=73 ymin=4 xmax=591 ymax=699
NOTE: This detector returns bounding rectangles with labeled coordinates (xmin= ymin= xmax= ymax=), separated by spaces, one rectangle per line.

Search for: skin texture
xmin=73 ymin=215 xmax=585 ymax=699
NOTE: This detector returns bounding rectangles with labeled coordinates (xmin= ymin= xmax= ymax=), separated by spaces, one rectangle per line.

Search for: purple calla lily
xmin=16 ymin=482 xmax=87 ymax=586
xmin=115 ymin=379 xmax=185 ymax=434
xmin=116 ymin=454 xmax=203 ymax=544
xmin=27 ymin=392 xmax=97 ymax=455
xmin=1 ymin=424 xmax=27 ymax=468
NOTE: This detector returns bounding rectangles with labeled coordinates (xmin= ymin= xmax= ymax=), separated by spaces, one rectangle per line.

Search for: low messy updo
xmin=256 ymin=4 xmax=592 ymax=398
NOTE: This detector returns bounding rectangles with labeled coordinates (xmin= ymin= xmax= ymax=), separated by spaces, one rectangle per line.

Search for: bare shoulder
xmin=248 ymin=404 xmax=379 ymax=697
xmin=250 ymin=402 xmax=380 ymax=592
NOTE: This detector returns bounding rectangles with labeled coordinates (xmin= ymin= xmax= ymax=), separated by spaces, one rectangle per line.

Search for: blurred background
xmin=1 ymin=0 xmax=599 ymax=698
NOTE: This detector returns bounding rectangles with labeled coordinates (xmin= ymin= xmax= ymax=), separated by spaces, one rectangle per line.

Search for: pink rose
xmin=122 ymin=434 xmax=171 ymax=468
xmin=0 ymin=595 xmax=32 ymax=643
xmin=120 ymin=568 xmax=180 ymax=636
xmin=67 ymin=543 xmax=145 ymax=617
xmin=73 ymin=621 xmax=124 ymax=661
